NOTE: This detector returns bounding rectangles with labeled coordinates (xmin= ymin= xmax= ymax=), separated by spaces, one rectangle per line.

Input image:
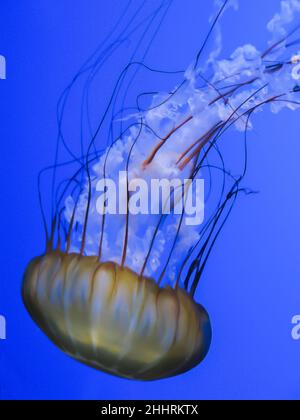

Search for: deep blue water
xmin=0 ymin=0 xmax=300 ymax=400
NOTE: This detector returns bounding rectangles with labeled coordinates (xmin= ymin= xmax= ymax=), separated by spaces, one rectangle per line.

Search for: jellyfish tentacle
xmin=143 ymin=115 xmax=194 ymax=168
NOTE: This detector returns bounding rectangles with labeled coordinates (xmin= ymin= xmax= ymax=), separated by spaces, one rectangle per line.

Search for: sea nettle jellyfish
xmin=23 ymin=0 xmax=300 ymax=380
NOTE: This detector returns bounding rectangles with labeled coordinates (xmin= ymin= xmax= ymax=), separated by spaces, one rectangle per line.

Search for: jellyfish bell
xmin=22 ymin=251 xmax=211 ymax=380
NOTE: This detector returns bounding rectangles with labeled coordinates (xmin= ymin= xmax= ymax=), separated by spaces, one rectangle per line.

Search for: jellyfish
xmin=22 ymin=0 xmax=300 ymax=380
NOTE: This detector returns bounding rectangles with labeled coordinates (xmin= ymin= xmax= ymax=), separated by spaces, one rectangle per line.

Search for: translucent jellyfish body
xmin=22 ymin=0 xmax=300 ymax=380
